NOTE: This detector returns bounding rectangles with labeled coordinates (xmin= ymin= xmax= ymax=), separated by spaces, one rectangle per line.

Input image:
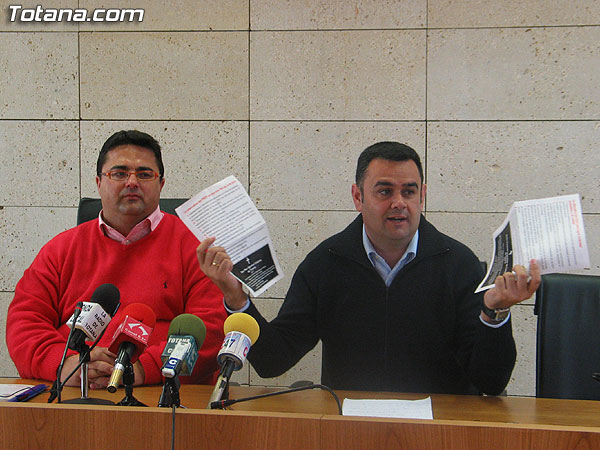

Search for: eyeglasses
xmin=101 ymin=169 xmax=160 ymax=182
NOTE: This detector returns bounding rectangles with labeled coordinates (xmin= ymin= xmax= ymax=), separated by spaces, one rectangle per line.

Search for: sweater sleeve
xmin=247 ymin=255 xmax=321 ymax=378
xmin=6 ymin=241 xmax=77 ymax=381
xmin=452 ymin=252 xmax=517 ymax=395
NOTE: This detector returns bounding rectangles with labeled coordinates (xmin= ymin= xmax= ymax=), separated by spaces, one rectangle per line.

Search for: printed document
xmin=176 ymin=176 xmax=283 ymax=297
xmin=476 ymin=194 xmax=590 ymax=292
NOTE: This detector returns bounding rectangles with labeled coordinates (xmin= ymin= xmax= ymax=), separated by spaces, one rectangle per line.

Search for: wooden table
xmin=2 ymin=378 xmax=600 ymax=449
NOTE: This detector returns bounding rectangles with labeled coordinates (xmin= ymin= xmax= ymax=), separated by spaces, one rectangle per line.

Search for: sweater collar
xmin=329 ymin=214 xmax=449 ymax=267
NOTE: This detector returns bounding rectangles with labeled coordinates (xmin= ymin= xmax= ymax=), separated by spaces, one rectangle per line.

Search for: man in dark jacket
xmin=198 ymin=141 xmax=541 ymax=395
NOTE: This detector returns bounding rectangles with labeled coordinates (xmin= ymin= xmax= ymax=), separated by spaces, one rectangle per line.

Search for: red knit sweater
xmin=6 ymin=213 xmax=226 ymax=385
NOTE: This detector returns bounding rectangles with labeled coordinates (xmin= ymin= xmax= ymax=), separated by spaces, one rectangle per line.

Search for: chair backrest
xmin=534 ymin=273 xmax=600 ymax=400
xmin=77 ymin=197 xmax=188 ymax=225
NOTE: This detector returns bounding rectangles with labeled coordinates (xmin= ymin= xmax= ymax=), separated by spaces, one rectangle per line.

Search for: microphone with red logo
xmin=106 ymin=303 xmax=156 ymax=393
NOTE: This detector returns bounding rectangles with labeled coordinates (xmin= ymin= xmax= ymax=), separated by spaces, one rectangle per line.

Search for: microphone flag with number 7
xmin=207 ymin=313 xmax=260 ymax=408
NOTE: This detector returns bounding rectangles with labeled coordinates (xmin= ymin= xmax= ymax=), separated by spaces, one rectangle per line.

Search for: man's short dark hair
xmin=96 ymin=130 xmax=165 ymax=180
xmin=355 ymin=141 xmax=423 ymax=188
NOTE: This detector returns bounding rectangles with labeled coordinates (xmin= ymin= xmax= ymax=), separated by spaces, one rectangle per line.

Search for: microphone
xmin=160 ymin=314 xmax=206 ymax=378
xmin=66 ymin=283 xmax=120 ymax=353
xmin=207 ymin=313 xmax=260 ymax=408
xmin=106 ymin=303 xmax=156 ymax=393
xmin=158 ymin=314 xmax=206 ymax=408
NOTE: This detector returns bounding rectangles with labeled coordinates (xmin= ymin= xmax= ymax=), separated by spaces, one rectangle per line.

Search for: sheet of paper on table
xmin=342 ymin=397 xmax=433 ymax=419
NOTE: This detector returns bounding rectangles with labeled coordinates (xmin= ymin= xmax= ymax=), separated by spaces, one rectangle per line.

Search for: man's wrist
xmin=224 ymin=296 xmax=250 ymax=313
xmin=481 ymin=299 xmax=511 ymax=324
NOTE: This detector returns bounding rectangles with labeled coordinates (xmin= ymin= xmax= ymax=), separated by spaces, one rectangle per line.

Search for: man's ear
xmin=96 ymin=175 xmax=101 ymax=193
xmin=351 ymin=184 xmax=363 ymax=212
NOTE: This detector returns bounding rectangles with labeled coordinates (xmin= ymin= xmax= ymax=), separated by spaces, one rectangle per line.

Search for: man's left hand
xmin=483 ymin=259 xmax=541 ymax=313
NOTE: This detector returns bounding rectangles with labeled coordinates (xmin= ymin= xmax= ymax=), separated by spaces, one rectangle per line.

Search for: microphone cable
xmin=210 ymin=383 xmax=342 ymax=415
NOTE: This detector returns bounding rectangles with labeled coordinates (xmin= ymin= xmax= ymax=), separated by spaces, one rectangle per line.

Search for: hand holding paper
xmin=177 ymin=176 xmax=283 ymax=297
xmin=197 ymin=237 xmax=248 ymax=311
xmin=476 ymin=194 xmax=590 ymax=293
xmin=482 ymin=259 xmax=541 ymax=310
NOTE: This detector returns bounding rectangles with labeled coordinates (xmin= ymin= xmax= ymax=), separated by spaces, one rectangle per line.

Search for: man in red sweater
xmin=6 ymin=130 xmax=226 ymax=389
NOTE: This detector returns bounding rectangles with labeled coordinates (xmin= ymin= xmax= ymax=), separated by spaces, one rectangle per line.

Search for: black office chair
xmin=77 ymin=197 xmax=188 ymax=225
xmin=534 ymin=273 xmax=600 ymax=400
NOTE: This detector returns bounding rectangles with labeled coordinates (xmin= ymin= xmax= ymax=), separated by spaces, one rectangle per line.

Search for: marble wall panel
xmin=429 ymin=0 xmax=600 ymax=28
xmin=250 ymin=30 xmax=425 ymax=120
xmin=0 ymin=32 xmax=78 ymax=119
xmin=0 ymin=207 xmax=75 ymax=291
xmin=426 ymin=211 xmax=507 ymax=268
xmin=428 ymin=28 xmax=600 ymax=120
xmin=426 ymin=121 xmax=600 ymax=213
xmin=80 ymin=32 xmax=248 ymax=120
xmin=250 ymin=121 xmax=425 ymax=210
xmin=79 ymin=0 xmax=248 ymax=31
xmin=251 ymin=0 xmax=426 ymax=30
xmin=0 ymin=121 xmax=80 ymax=207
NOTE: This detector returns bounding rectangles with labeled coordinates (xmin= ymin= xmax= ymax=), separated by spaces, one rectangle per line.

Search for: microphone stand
xmin=49 ymin=303 xmax=83 ymax=404
xmin=62 ymin=344 xmax=114 ymax=405
xmin=206 ymin=362 xmax=233 ymax=408
xmin=116 ymin=363 xmax=146 ymax=406
xmin=158 ymin=376 xmax=181 ymax=408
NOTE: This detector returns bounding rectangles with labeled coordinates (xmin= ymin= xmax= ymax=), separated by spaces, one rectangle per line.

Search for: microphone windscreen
xmin=119 ymin=303 xmax=157 ymax=328
xmin=91 ymin=283 xmax=120 ymax=316
xmin=224 ymin=313 xmax=260 ymax=344
xmin=168 ymin=314 xmax=206 ymax=348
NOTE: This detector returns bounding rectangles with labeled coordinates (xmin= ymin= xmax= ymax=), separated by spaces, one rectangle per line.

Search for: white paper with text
xmin=176 ymin=176 xmax=283 ymax=297
xmin=476 ymin=194 xmax=590 ymax=293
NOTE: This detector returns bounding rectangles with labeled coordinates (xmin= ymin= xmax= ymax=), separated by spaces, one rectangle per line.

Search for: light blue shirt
xmin=362 ymin=226 xmax=418 ymax=287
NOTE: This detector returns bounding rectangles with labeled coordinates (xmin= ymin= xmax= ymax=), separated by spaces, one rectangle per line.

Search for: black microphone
xmin=207 ymin=313 xmax=260 ymax=408
xmin=56 ymin=284 xmax=120 ymax=405
xmin=66 ymin=283 xmax=121 ymax=353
